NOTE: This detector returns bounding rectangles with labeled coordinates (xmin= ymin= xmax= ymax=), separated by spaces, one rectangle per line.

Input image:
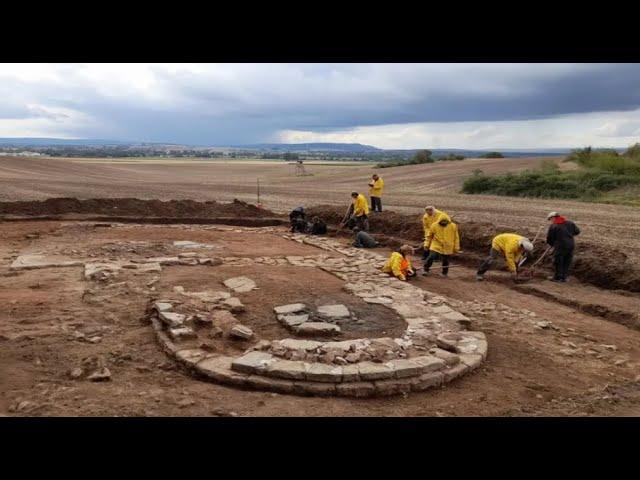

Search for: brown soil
xmin=0 ymin=197 xmax=275 ymax=218
xmin=307 ymin=205 xmax=640 ymax=293
xmin=2 ymin=220 xmax=640 ymax=417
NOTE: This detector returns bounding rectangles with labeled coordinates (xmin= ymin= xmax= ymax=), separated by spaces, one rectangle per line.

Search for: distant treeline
xmin=377 ymin=150 xmax=469 ymax=168
xmin=0 ymin=146 xmax=226 ymax=158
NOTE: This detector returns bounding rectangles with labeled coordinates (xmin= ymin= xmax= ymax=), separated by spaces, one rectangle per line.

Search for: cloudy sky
xmin=1 ymin=63 xmax=639 ymax=149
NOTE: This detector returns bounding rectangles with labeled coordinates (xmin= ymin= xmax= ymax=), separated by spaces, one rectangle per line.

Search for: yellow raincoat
xmin=422 ymin=209 xmax=450 ymax=247
xmin=382 ymin=252 xmax=413 ymax=281
xmin=491 ymin=233 xmax=524 ymax=272
xmin=369 ymin=177 xmax=384 ymax=197
xmin=426 ymin=221 xmax=460 ymax=255
xmin=353 ymin=193 xmax=370 ymax=216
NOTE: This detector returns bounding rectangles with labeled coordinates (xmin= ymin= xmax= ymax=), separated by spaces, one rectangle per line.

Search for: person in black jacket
xmin=289 ymin=206 xmax=307 ymax=233
xmin=546 ymin=211 xmax=580 ymax=282
xmin=309 ymin=216 xmax=327 ymax=235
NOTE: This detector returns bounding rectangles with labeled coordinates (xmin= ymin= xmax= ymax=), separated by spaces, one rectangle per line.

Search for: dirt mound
xmin=307 ymin=204 xmax=640 ymax=293
xmin=0 ymin=198 xmax=278 ymax=219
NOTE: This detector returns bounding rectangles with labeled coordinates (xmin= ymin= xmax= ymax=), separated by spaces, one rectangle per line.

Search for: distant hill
xmin=233 ymin=143 xmax=382 ymax=153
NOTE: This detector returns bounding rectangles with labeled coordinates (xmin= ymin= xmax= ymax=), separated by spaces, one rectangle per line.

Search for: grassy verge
xmin=461 ymin=145 xmax=640 ymax=204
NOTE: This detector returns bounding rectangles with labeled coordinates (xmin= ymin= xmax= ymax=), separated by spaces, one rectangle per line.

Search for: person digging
xmin=382 ymin=245 xmax=416 ymax=281
xmin=422 ymin=216 xmax=460 ymax=277
xmin=341 ymin=191 xmax=370 ymax=232
xmin=546 ymin=211 xmax=580 ymax=283
xmin=476 ymin=233 xmax=533 ymax=283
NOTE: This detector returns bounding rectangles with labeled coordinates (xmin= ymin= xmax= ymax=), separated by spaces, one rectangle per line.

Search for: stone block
xmin=223 ymin=276 xmax=257 ymax=293
xmin=429 ymin=348 xmax=460 ymax=366
xmin=278 ymin=314 xmax=309 ymax=328
xmin=385 ymin=359 xmax=422 ymax=378
xmin=231 ymin=351 xmax=274 ymax=374
xmin=374 ymin=378 xmax=413 ymax=396
xmin=317 ymin=304 xmax=350 ymax=319
xmin=358 ymin=361 xmax=395 ymax=381
xmin=336 ymin=381 xmax=376 ymax=398
xmin=305 ymin=363 xmax=343 ymax=383
xmin=168 ymin=326 xmax=196 ymax=341
xmin=266 ymin=360 xmax=309 ymax=380
xmin=412 ymin=355 xmax=447 ymax=373
xmin=159 ymin=311 xmax=186 ymax=328
xmin=277 ymin=339 xmax=322 ymax=351
xmin=443 ymin=363 xmax=469 ymax=382
xmin=175 ymin=349 xmax=209 ymax=367
xmin=246 ymin=375 xmax=295 ymax=394
xmin=341 ymin=364 xmax=360 ymax=382
xmin=295 ymin=322 xmax=341 ymax=335
xmin=292 ymin=381 xmax=337 ymax=397
xmin=410 ymin=372 xmax=444 ymax=391
xmin=223 ymin=297 xmax=246 ymax=313
xmin=229 ymin=324 xmax=253 ymax=340
xmin=459 ymin=353 xmax=483 ymax=371
xmin=196 ymin=356 xmax=249 ymax=386
xmin=153 ymin=302 xmax=172 ymax=312
xmin=274 ymin=303 xmax=306 ymax=315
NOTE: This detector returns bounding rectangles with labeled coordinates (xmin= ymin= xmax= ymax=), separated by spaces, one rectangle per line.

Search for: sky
xmin=0 ymin=63 xmax=639 ymax=149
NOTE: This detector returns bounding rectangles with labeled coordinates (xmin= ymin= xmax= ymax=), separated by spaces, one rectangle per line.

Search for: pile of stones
xmin=274 ymin=303 xmax=353 ymax=335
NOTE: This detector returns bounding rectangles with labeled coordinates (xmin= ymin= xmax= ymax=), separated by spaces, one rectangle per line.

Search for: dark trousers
xmin=424 ymin=251 xmax=450 ymax=275
xmin=371 ymin=196 xmax=382 ymax=212
xmin=553 ymin=248 xmax=573 ymax=280
xmin=347 ymin=214 xmax=369 ymax=232
xmin=477 ymin=248 xmax=500 ymax=275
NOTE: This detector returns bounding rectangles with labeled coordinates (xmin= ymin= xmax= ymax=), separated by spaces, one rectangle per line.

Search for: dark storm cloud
xmin=1 ymin=63 xmax=640 ymax=144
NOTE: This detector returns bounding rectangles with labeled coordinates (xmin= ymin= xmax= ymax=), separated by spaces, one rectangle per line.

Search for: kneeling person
xmin=382 ymin=245 xmax=416 ymax=281
xmin=353 ymin=227 xmax=378 ymax=248
xmin=310 ymin=216 xmax=327 ymax=235
xmin=423 ymin=217 xmax=460 ymax=276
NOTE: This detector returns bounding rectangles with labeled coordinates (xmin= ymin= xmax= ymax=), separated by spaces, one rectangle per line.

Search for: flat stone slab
xmin=443 ymin=311 xmax=471 ymax=322
xmin=229 ymin=324 xmax=253 ymax=340
xmin=276 ymin=339 xmax=323 ymax=351
xmin=232 ymin=351 xmax=274 ymax=373
xmin=173 ymin=241 xmax=215 ymax=249
xmin=363 ymin=297 xmax=393 ymax=305
xmin=223 ymin=276 xmax=257 ymax=293
xmin=153 ymin=302 xmax=172 ymax=312
xmin=432 ymin=305 xmax=454 ymax=314
xmin=274 ymin=303 xmax=307 ymax=315
xmin=180 ymin=290 xmax=230 ymax=303
xmin=278 ymin=314 xmax=309 ymax=328
xmin=168 ymin=326 xmax=196 ymax=341
xmin=11 ymin=254 xmax=84 ymax=271
xmin=145 ymin=257 xmax=181 ymax=265
xmin=317 ymin=304 xmax=350 ymax=319
xmin=295 ymin=322 xmax=341 ymax=335
xmin=223 ymin=297 xmax=246 ymax=313
xmin=306 ymin=363 xmax=343 ymax=382
xmin=266 ymin=360 xmax=309 ymax=380
xmin=159 ymin=311 xmax=186 ymax=328
xmin=358 ymin=361 xmax=395 ymax=381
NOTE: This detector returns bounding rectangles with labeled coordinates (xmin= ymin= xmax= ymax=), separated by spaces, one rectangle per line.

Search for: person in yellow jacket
xmin=342 ymin=191 xmax=370 ymax=231
xmin=422 ymin=206 xmax=451 ymax=259
xmin=476 ymin=233 xmax=534 ymax=281
xmin=382 ymin=245 xmax=416 ymax=281
xmin=422 ymin=217 xmax=460 ymax=277
xmin=368 ymin=174 xmax=384 ymax=212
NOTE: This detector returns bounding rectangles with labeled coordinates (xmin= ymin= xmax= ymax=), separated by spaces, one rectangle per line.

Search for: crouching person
xmin=353 ymin=227 xmax=379 ymax=248
xmin=476 ymin=233 xmax=533 ymax=282
xmin=423 ymin=217 xmax=460 ymax=277
xmin=310 ymin=216 xmax=327 ymax=235
xmin=289 ymin=206 xmax=307 ymax=233
xmin=382 ymin=245 xmax=416 ymax=281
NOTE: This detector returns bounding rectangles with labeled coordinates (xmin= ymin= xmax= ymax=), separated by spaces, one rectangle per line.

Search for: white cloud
xmin=277 ymin=108 xmax=640 ymax=149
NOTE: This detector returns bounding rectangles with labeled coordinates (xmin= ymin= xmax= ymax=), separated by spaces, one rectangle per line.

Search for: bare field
xmin=1 ymin=155 xmax=638 ymax=268
xmin=2 ymin=221 xmax=640 ymax=417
